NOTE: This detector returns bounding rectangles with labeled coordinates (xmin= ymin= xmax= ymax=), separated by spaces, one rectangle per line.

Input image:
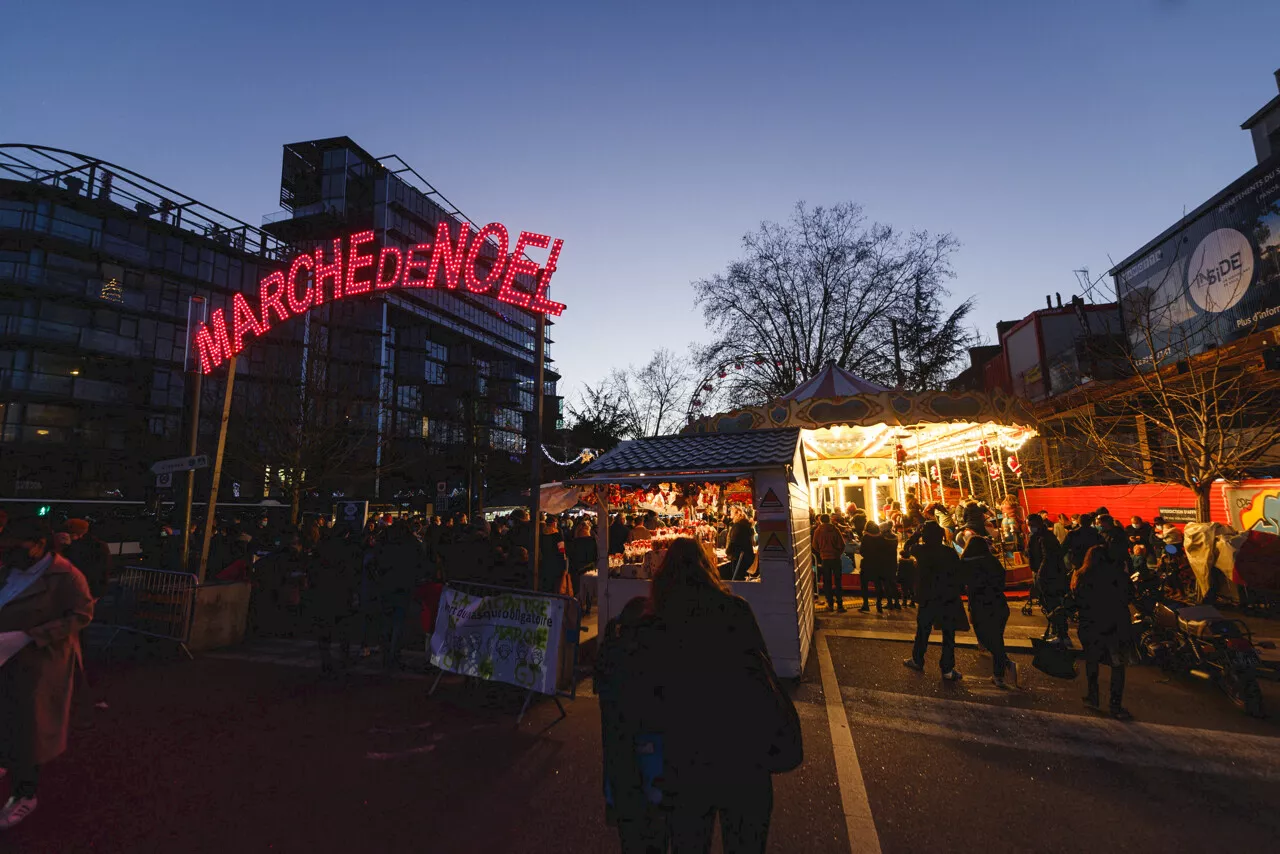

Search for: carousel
xmin=685 ymin=363 xmax=1038 ymax=525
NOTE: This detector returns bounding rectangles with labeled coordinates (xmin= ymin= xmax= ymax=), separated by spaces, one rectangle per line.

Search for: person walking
xmin=962 ymin=537 xmax=1016 ymax=688
xmin=903 ymin=522 xmax=966 ymax=681
xmin=0 ymin=518 xmax=95 ymax=829
xmin=1071 ymin=544 xmax=1134 ymax=720
xmin=1028 ymin=514 xmax=1070 ymax=644
xmin=57 ymin=519 xmax=112 ymax=601
xmin=597 ymin=538 xmax=788 ymax=853
xmin=539 ymin=515 xmax=568 ymax=595
xmin=858 ymin=522 xmax=896 ymax=613
xmin=1063 ymin=512 xmax=1105 ymax=573
xmin=811 ymin=514 xmax=846 ymax=612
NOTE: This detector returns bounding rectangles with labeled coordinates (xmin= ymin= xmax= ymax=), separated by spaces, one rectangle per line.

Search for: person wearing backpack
xmin=596 ymin=538 xmax=799 ymax=854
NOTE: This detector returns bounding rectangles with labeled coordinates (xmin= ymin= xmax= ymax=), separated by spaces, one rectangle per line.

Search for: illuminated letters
xmin=464 ymin=223 xmax=509 ymax=294
xmin=375 ymin=247 xmax=404 ymax=289
xmin=344 ymin=230 xmax=375 ymax=295
xmin=191 ymin=223 xmax=565 ymax=373
xmin=313 ymin=238 xmax=344 ymax=304
xmin=428 ymin=221 xmax=470 ymax=290
xmin=287 ymin=254 xmax=314 ymax=314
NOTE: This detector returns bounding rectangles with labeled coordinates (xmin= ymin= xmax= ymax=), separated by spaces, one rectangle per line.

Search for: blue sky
xmin=4 ymin=0 xmax=1279 ymax=397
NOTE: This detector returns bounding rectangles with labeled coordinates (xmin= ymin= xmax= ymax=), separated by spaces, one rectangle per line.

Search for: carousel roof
xmin=572 ymin=428 xmax=801 ymax=479
xmin=779 ymin=363 xmax=890 ymax=401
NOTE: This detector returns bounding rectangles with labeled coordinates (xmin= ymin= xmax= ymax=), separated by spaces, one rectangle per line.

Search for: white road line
xmin=816 ymin=631 xmax=882 ymax=854
xmin=839 ymin=686 xmax=1280 ymax=781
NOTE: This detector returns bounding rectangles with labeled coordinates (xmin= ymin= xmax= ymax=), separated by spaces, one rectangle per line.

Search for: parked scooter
xmin=1131 ymin=573 xmax=1265 ymax=717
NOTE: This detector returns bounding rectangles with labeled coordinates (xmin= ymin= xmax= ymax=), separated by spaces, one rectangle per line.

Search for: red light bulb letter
xmin=345 ymin=230 xmax=375 ymax=295
xmin=463 ymin=222 xmax=509 ymax=294
xmin=428 ymin=221 xmax=471 ymax=290
xmin=375 ymin=247 xmax=404 ymax=289
xmin=287 ymin=253 xmax=314 ymax=314
xmin=530 ymin=238 xmax=566 ymax=316
xmin=313 ymin=238 xmax=344 ymax=305
xmin=258 ymin=271 xmax=291 ymax=330
xmin=402 ymin=242 xmax=433 ymax=288
xmin=193 ymin=309 xmax=233 ymax=374
xmin=497 ymin=231 xmax=549 ymax=309
xmin=230 ymin=292 xmax=267 ymax=353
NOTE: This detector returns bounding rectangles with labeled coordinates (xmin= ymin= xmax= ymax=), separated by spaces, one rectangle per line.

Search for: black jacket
xmin=1063 ymin=526 xmax=1105 ymax=571
xmin=607 ymin=522 xmax=629 ymax=556
xmin=567 ymin=536 xmax=598 ymax=573
xmin=1028 ymin=526 xmax=1067 ymax=594
xmin=727 ymin=519 xmax=755 ymax=571
xmin=858 ymin=533 xmax=896 ymax=582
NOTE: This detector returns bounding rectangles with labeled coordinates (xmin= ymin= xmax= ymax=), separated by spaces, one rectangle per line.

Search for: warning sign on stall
xmin=429 ymin=587 xmax=565 ymax=695
xmin=758 ymin=487 xmax=784 ymax=513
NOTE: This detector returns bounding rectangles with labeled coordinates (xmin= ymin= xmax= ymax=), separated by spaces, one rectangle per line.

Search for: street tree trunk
xmin=1194 ymin=486 xmax=1213 ymax=524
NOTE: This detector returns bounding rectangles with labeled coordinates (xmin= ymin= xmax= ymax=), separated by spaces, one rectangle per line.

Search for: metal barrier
xmin=427 ymin=580 xmax=583 ymax=723
xmin=101 ymin=566 xmax=198 ymax=659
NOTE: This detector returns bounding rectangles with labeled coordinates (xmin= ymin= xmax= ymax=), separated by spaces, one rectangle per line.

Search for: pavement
xmin=2 ymin=603 xmax=1278 ymax=853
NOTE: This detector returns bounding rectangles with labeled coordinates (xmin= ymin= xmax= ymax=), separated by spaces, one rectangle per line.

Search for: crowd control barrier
xmin=101 ymin=566 xmax=198 ymax=659
xmin=427 ymin=580 xmax=583 ymax=723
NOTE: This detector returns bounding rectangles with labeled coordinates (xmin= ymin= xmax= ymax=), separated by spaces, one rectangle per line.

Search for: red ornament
xmin=976 ymin=440 xmax=990 ymax=460
xmin=718 ymin=370 xmax=727 ymax=379
xmin=1007 ymin=454 xmax=1022 ymax=476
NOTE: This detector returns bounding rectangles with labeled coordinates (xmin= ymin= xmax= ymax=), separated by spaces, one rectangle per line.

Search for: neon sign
xmin=193 ymin=224 xmax=565 ymax=374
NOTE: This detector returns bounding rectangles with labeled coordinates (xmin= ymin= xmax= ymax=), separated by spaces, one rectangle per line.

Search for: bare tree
xmin=564 ymin=379 xmax=632 ymax=451
xmin=225 ymin=326 xmax=386 ymax=526
xmin=609 ymin=347 xmax=696 ymax=437
xmin=691 ymin=201 xmax=964 ymax=404
xmin=1044 ymin=260 xmax=1280 ymax=521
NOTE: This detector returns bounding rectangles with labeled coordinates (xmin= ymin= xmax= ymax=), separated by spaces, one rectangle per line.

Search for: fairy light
xmin=287 ymin=254 xmax=314 ymax=314
xmin=344 ymin=230 xmax=376 ymax=295
xmin=464 ymin=222 xmax=509 ymax=293
xmin=230 ymin=292 xmax=266 ymax=352
xmin=313 ymin=238 xmax=344 ymax=305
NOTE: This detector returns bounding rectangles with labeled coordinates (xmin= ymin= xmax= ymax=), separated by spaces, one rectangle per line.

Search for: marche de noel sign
xmin=193 ymin=223 xmax=566 ymax=374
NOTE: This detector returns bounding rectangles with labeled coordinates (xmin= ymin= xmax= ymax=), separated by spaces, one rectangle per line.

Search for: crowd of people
xmin=810 ymin=495 xmax=1163 ymax=720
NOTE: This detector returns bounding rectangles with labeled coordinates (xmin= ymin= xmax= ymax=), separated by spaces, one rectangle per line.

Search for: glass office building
xmin=0 ymin=141 xmax=560 ymax=508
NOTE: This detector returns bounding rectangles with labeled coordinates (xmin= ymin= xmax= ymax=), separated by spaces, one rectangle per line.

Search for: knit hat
xmin=62 ymin=518 xmax=90 ymax=537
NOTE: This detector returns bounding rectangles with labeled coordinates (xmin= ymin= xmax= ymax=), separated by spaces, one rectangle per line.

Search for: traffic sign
xmin=156 ymin=472 xmax=174 ymax=488
xmin=436 ymin=481 xmax=447 ymax=495
xmin=151 ymin=455 xmax=209 ymax=475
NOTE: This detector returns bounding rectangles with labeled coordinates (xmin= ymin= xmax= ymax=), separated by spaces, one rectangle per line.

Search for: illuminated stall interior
xmin=686 ymin=363 xmax=1038 ymax=523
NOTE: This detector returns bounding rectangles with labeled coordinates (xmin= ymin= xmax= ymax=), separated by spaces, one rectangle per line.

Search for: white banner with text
xmin=429 ymin=586 xmax=565 ymax=695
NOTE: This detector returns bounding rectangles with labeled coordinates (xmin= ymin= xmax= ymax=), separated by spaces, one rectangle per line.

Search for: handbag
xmin=742 ymin=649 xmax=803 ymax=773
xmin=1030 ymin=637 xmax=1078 ymax=679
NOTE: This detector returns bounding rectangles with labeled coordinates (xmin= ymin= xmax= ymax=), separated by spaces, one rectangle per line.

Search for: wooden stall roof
xmin=568 ymin=428 xmax=802 ymax=482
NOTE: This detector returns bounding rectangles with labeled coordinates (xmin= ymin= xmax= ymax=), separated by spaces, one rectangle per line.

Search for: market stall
xmin=564 ymin=428 xmax=814 ymax=678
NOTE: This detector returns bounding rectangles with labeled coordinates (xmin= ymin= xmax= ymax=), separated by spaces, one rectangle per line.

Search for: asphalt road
xmin=2 ymin=617 xmax=1277 ymax=854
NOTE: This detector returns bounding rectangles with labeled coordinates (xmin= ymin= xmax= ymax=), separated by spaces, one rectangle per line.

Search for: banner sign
xmin=1114 ymin=159 xmax=1280 ymax=366
xmin=429 ymin=586 xmax=564 ymax=695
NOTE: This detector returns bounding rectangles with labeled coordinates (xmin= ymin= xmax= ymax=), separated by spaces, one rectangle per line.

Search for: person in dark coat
xmin=1063 ymin=513 xmax=1105 ymax=572
xmin=309 ymin=533 xmax=360 ymax=674
xmin=567 ymin=520 xmax=598 ymax=615
xmin=1027 ymin=514 xmax=1069 ymax=643
xmin=897 ymin=553 xmax=918 ymax=607
xmin=1071 ymin=545 xmax=1134 ymax=720
xmin=812 ymin=514 xmax=847 ymax=612
xmin=1097 ymin=515 xmax=1129 ymax=569
xmin=58 ymin=519 xmax=112 ymax=600
xmin=0 ymin=518 xmax=95 ymax=829
xmin=376 ymin=522 xmax=426 ymax=670
xmin=598 ymin=538 xmax=780 ymax=853
xmin=962 ymin=537 xmax=1015 ymax=687
xmin=539 ymin=516 xmax=568 ymax=595
xmin=857 ymin=522 xmax=895 ymax=613
xmin=608 ymin=514 xmax=630 ymax=556
xmin=725 ymin=507 xmax=756 ymax=581
xmin=904 ymin=522 xmax=966 ymax=680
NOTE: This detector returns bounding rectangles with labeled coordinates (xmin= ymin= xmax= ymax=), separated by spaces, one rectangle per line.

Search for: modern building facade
xmin=0 ymin=141 xmax=561 ymax=510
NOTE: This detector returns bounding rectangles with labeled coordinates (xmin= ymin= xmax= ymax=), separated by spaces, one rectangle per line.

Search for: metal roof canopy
xmin=569 ymin=428 xmax=801 ymax=483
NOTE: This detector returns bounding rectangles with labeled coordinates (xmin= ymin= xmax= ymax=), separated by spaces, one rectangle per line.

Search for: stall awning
xmin=566 ymin=428 xmax=801 ymax=483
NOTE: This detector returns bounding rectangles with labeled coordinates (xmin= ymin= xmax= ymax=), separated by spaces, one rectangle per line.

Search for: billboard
xmin=1114 ymin=158 xmax=1280 ymax=366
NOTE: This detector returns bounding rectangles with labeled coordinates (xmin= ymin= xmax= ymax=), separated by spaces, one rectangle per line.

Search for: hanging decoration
xmin=1006 ymin=454 xmax=1022 ymax=476
xmin=976 ymin=440 xmax=990 ymax=460
xmin=988 ymin=462 xmax=1001 ymax=480
xmin=540 ymin=445 xmax=596 ymax=467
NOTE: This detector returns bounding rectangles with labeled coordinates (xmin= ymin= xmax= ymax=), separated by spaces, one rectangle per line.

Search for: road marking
xmin=816 ymin=631 xmax=882 ymax=854
xmin=365 ymin=744 xmax=436 ymax=760
xmin=839 ymin=686 xmax=1280 ymax=781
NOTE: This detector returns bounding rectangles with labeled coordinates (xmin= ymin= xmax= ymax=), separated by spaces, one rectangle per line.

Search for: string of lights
xmin=540 ymin=445 xmax=596 ymax=467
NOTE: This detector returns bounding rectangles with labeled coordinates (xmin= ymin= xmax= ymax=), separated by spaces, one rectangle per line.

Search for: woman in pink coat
xmin=0 ymin=518 xmax=95 ymax=830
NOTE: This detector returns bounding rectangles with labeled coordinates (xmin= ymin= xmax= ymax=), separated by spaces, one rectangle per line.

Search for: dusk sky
xmin=5 ymin=0 xmax=1279 ymax=403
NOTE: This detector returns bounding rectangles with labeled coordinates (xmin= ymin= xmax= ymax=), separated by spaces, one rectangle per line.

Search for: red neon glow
xmin=258 ymin=271 xmax=290 ymax=329
xmin=498 ymin=231 xmax=548 ymax=309
xmin=192 ymin=224 xmax=565 ymax=373
xmin=313 ymin=238 xmax=344 ymax=305
xmin=344 ymin=230 xmax=376 ymax=295
xmin=375 ymin=247 xmax=404 ymax=289
xmin=286 ymin=254 xmax=314 ymax=314
xmin=230 ymin=292 xmax=266 ymax=352
xmin=464 ymin=222 xmax=509 ymax=294
xmin=429 ymin=221 xmax=470 ymax=290
xmin=402 ymin=242 xmax=433 ymax=287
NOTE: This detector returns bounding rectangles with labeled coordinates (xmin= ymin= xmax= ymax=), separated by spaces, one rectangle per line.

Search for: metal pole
xmin=530 ymin=313 xmax=545 ymax=591
xmin=198 ymin=354 xmax=237 ymax=583
xmin=180 ymin=296 xmax=206 ymax=571
xmin=963 ymin=453 xmax=976 ymax=500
